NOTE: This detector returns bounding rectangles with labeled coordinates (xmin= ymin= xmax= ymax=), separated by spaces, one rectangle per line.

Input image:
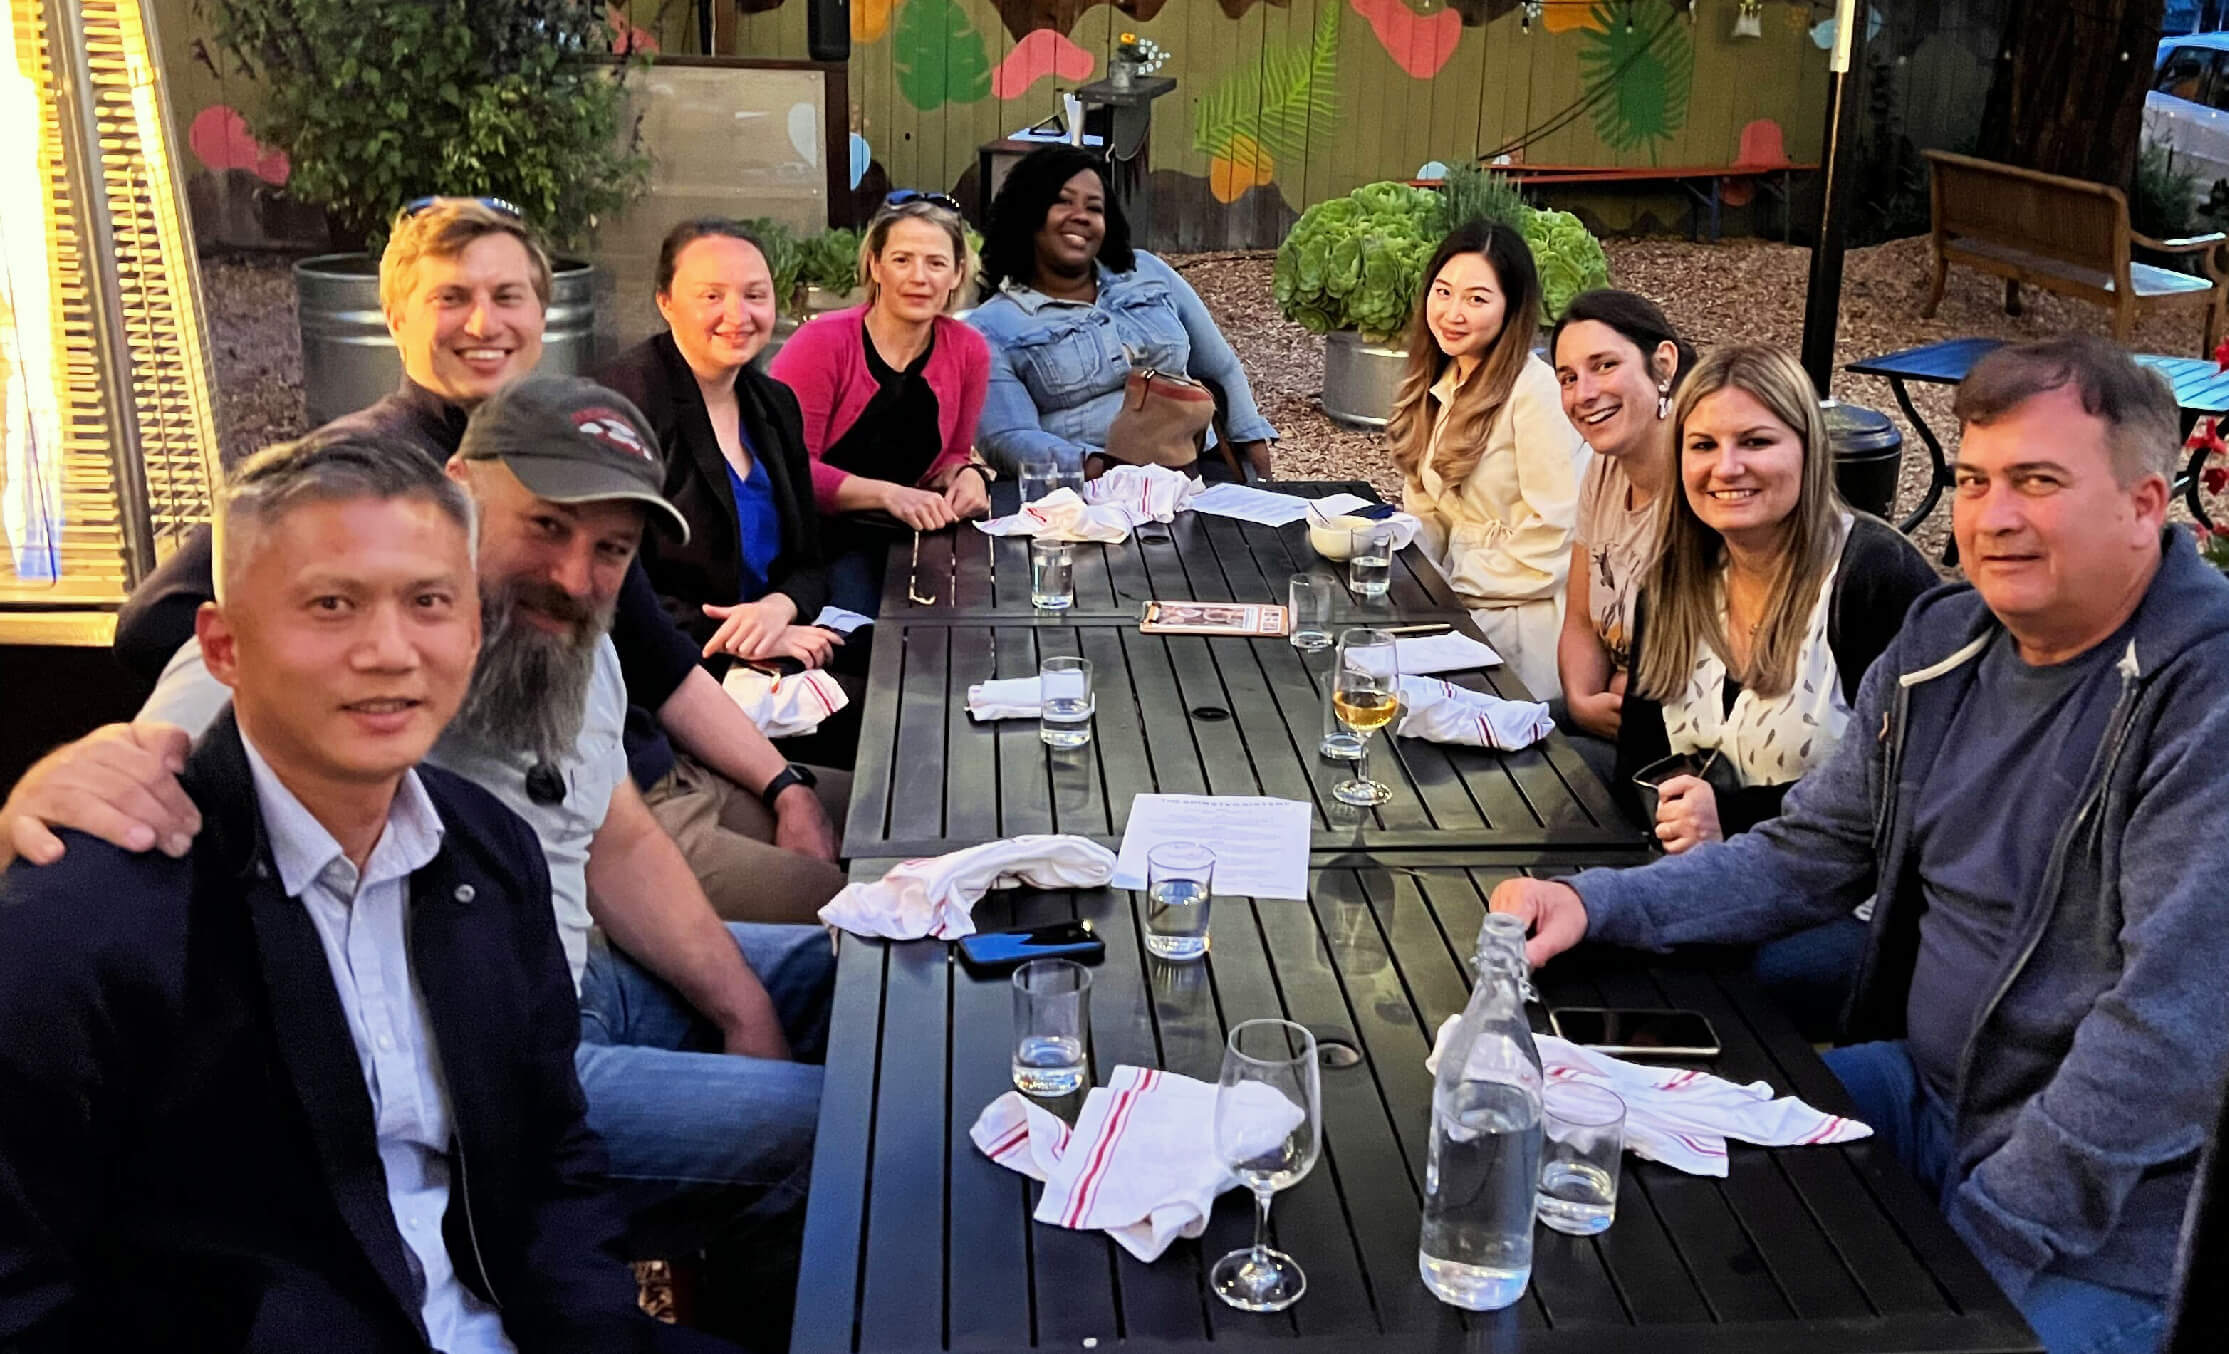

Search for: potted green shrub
xmin=206 ymin=0 xmax=649 ymax=423
xmin=797 ymin=228 xmax=866 ymax=312
xmin=1275 ymin=169 xmax=1610 ymax=427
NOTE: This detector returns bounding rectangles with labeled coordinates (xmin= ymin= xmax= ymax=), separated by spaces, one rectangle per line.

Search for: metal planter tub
xmin=295 ymin=254 xmax=598 ymax=427
xmin=1321 ymin=328 xmax=1408 ymax=429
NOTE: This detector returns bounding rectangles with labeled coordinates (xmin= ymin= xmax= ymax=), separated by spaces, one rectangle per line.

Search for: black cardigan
xmin=1615 ymin=514 xmax=1940 ymax=833
xmin=598 ymin=333 xmax=829 ymax=654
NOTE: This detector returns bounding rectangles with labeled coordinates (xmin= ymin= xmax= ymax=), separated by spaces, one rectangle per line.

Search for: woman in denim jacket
xmin=968 ymin=146 xmax=1277 ymax=478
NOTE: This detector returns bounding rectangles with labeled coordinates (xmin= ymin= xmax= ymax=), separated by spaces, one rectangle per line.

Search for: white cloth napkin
xmin=810 ymin=604 xmax=875 ymax=635
xmin=1395 ymin=676 xmax=1554 ymax=751
xmin=971 ymin=1065 xmax=1305 ymax=1262
xmin=719 ymin=666 xmax=851 ymax=738
xmin=967 ymin=676 xmax=1043 ymax=721
xmin=818 ymin=835 xmax=1118 ymax=939
xmin=1394 ymin=630 xmax=1502 ymax=674
xmin=1308 ymin=501 xmax=1426 ymax=552
xmin=1082 ymin=464 xmax=1201 ymax=523
xmin=975 ymin=487 xmax=1136 ymax=543
xmin=1426 ymin=1019 xmax=1872 ymax=1178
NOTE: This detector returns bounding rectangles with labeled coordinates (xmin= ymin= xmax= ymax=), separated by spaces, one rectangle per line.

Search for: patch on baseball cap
xmin=457 ymin=375 xmax=689 ymax=542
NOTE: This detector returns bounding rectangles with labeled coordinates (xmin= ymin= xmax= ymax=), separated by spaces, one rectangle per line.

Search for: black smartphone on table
xmin=953 ymin=921 xmax=1107 ymax=978
xmin=1548 ymin=1006 xmax=1723 ymax=1059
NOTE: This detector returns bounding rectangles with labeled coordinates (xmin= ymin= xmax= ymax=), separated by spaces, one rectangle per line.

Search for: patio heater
xmin=0 ymin=0 xmax=223 ymax=648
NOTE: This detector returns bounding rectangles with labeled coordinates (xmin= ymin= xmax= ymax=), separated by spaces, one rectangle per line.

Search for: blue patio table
xmin=1846 ymin=336 xmax=2229 ymax=546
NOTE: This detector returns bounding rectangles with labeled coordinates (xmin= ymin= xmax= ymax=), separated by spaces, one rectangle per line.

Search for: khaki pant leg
xmin=644 ymin=758 xmax=847 ymax=924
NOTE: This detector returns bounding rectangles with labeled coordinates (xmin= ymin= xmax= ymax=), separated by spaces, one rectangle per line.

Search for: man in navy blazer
xmin=0 ymin=437 xmax=726 ymax=1351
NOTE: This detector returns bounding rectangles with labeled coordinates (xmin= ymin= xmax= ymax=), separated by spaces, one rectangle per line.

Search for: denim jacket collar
xmin=997 ymin=261 xmax=1121 ymax=315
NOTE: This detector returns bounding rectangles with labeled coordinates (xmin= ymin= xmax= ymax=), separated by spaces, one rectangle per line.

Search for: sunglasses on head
xmin=885 ymin=189 xmax=964 ymax=216
xmin=401 ymin=194 xmax=525 ymax=221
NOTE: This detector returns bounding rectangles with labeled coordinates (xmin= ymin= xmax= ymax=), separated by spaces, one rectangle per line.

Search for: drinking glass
xmin=1287 ymin=573 xmax=1335 ymax=651
xmin=1318 ymin=659 xmax=1362 ymax=761
xmin=1011 ymin=959 xmax=1091 ymax=1095
xmin=1144 ymin=841 xmax=1214 ymax=960
xmin=1348 ymin=523 xmax=1394 ymax=599
xmin=1018 ymin=459 xmax=1061 ymax=506
xmin=1030 ymin=538 xmax=1075 ymax=611
xmin=1331 ymin=628 xmax=1398 ymax=807
xmin=1039 ymin=655 xmax=1094 ymax=748
xmin=1210 ymin=1019 xmax=1322 ymax=1312
xmin=1536 ymin=1082 xmax=1625 ymax=1235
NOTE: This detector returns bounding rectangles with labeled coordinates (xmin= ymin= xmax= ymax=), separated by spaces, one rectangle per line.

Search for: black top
xmin=597 ymin=333 xmax=830 ymax=659
xmin=0 ymin=710 xmax=682 ymax=1352
xmin=1616 ymin=514 xmax=1940 ymax=832
xmin=824 ymin=321 xmax=943 ymax=491
xmin=108 ymin=377 xmax=702 ymax=790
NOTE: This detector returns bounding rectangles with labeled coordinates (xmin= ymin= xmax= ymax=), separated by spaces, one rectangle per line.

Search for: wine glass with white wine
xmin=1330 ymin=628 xmax=1398 ymax=807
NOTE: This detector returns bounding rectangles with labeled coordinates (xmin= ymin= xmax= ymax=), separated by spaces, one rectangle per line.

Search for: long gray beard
xmin=448 ymin=576 xmax=611 ymax=768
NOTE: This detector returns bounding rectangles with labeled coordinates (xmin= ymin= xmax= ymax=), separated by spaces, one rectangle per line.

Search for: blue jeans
xmin=575 ymin=922 xmax=834 ymax=1257
xmin=1749 ymin=913 xmax=1869 ymax=1042
xmin=1824 ymin=1041 xmax=2167 ymax=1354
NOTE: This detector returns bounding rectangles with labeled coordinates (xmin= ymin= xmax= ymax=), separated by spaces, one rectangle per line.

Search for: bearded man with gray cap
xmin=42 ymin=376 xmax=836 ymax=1325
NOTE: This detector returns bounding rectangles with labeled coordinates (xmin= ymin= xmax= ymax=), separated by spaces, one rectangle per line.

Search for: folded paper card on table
xmin=1426 ymin=1018 xmax=1872 ymax=1178
xmin=1112 ymin=794 xmax=1311 ymax=900
xmin=1138 ymin=600 xmax=1289 ymax=636
xmin=972 ymin=1065 xmax=1305 ymax=1261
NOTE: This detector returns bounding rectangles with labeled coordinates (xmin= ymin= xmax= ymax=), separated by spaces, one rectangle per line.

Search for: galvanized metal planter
xmin=1320 ymin=329 xmax=1408 ymax=429
xmin=295 ymin=254 xmax=598 ymax=427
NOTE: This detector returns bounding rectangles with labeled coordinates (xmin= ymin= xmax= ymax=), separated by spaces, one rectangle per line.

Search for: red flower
xmin=2206 ymin=464 xmax=2229 ymax=496
xmin=2214 ymin=336 xmax=2229 ymax=372
xmin=2191 ymin=416 xmax=2228 ymax=457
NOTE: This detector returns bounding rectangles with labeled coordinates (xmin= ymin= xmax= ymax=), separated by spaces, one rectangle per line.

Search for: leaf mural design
xmin=1577 ymin=0 xmax=1691 ymax=162
xmin=1192 ymin=1 xmax=1340 ymax=200
xmin=896 ymin=0 xmax=995 ymax=111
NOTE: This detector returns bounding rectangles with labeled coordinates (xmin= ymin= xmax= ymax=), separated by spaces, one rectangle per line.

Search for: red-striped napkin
xmin=1426 ymin=1019 xmax=1872 ymax=1177
xmin=1394 ymin=676 xmax=1554 ymax=751
xmin=719 ymin=666 xmax=849 ymax=738
xmin=970 ymin=1065 xmax=1302 ymax=1262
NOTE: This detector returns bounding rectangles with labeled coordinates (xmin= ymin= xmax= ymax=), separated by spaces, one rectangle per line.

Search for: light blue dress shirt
xmin=241 ymin=735 xmax=516 ymax=1354
xmin=965 ymin=249 xmax=1277 ymax=474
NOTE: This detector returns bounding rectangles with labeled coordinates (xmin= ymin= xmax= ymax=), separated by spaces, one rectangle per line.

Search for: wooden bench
xmin=1922 ymin=149 xmax=2229 ymax=350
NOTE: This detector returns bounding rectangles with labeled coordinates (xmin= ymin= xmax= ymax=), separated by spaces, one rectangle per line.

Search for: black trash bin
xmin=1824 ymin=401 xmax=1904 ymax=520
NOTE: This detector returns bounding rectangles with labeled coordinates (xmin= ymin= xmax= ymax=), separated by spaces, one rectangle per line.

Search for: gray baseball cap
xmin=456 ymin=375 xmax=690 ymax=543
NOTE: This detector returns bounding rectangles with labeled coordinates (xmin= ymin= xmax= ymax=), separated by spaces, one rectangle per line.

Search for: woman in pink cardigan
xmin=769 ymin=193 xmax=992 ymax=615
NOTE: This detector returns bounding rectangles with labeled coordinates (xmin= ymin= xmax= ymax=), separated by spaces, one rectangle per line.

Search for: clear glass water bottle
xmin=1418 ymin=937 xmax=1544 ymax=1310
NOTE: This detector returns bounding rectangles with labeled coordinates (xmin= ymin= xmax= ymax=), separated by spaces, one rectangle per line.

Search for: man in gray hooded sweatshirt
xmin=1494 ymin=334 xmax=2229 ymax=1354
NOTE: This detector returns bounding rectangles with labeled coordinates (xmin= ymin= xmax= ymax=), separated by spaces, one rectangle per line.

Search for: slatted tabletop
xmin=881 ymin=481 xmax=1471 ymax=622
xmin=840 ymin=618 xmax=1643 ymax=858
xmin=793 ymin=855 xmax=2041 ymax=1354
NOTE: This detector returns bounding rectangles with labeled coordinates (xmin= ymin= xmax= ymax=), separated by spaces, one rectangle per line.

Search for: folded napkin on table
xmin=1426 ymin=1019 xmax=1871 ymax=1177
xmin=1348 ymin=631 xmax=1503 ymax=678
xmin=1395 ymin=676 xmax=1554 ymax=751
xmin=1082 ymin=464 xmax=1201 ymax=524
xmin=819 ymin=834 xmax=1118 ymax=939
xmin=975 ymin=487 xmax=1136 ymax=543
xmin=720 ymin=666 xmax=850 ymax=738
xmin=972 ymin=1064 xmax=1305 ymax=1262
xmin=967 ymin=676 xmax=1042 ymax=721
xmin=810 ymin=604 xmax=875 ymax=635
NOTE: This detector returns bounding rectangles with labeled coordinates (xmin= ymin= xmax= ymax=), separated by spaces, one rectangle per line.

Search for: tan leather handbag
xmin=1101 ymin=367 xmax=1219 ymax=475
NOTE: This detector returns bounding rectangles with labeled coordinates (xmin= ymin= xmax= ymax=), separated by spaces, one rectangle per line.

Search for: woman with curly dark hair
xmin=967 ymin=145 xmax=1276 ymax=478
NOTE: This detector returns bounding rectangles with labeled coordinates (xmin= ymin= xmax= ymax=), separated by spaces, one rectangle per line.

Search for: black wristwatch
xmin=961 ymin=462 xmax=995 ymax=486
xmin=758 ymin=762 xmax=818 ymax=812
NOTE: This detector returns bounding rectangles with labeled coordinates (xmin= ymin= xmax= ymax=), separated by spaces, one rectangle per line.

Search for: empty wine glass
xmin=1331 ymin=628 xmax=1398 ymax=807
xmin=1210 ymin=1018 xmax=1322 ymax=1312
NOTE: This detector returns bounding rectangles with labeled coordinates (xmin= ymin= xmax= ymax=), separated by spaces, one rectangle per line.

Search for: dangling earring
xmin=1655 ymin=379 xmax=1672 ymax=420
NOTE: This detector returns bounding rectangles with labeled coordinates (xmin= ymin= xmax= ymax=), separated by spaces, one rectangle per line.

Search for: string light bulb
xmin=1521 ymin=0 xmax=1541 ymax=32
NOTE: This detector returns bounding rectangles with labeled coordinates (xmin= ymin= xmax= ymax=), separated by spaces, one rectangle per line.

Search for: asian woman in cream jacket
xmin=1390 ymin=220 xmax=1588 ymax=700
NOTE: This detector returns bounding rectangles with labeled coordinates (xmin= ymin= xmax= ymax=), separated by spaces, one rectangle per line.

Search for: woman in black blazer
xmin=598 ymin=218 xmax=835 ymax=670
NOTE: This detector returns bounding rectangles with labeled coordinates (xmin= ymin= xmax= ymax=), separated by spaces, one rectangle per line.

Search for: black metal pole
xmin=1801 ymin=0 xmax=1868 ymax=399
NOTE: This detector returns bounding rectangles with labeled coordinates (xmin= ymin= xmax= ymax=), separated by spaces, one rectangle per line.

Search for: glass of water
xmin=1039 ymin=655 xmax=1094 ymax=748
xmin=1536 ymin=1081 xmax=1625 ymax=1235
xmin=1011 ymin=959 xmax=1091 ymax=1096
xmin=1144 ymin=841 xmax=1214 ymax=960
xmin=1210 ymin=1018 xmax=1322 ymax=1312
xmin=1348 ymin=523 xmax=1394 ymax=599
xmin=1030 ymin=538 xmax=1074 ymax=610
xmin=1018 ymin=459 xmax=1061 ymax=506
xmin=1288 ymin=573 xmax=1334 ymax=651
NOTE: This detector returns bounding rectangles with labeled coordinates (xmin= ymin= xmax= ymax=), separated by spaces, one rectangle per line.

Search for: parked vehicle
xmin=2146 ymin=32 xmax=2229 ymax=214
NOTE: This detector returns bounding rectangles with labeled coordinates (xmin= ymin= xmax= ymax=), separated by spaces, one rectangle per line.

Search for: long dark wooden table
xmin=845 ymin=480 xmax=1639 ymax=858
xmin=793 ymin=855 xmax=2041 ymax=1354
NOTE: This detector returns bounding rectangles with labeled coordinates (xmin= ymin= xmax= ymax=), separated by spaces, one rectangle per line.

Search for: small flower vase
xmin=1108 ymin=57 xmax=1138 ymax=91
